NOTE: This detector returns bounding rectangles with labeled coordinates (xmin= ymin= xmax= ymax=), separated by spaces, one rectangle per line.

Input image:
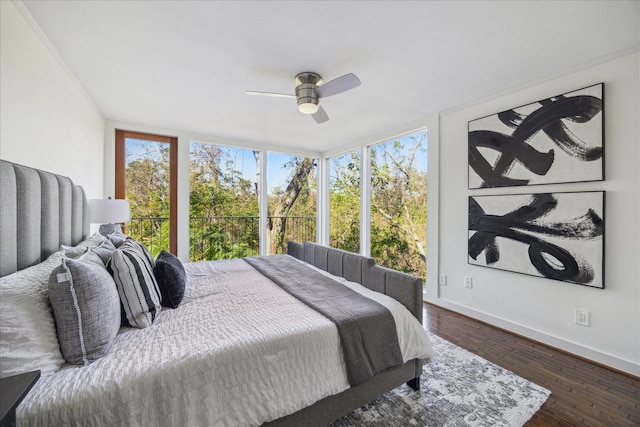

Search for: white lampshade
xmin=89 ymin=198 xmax=131 ymax=224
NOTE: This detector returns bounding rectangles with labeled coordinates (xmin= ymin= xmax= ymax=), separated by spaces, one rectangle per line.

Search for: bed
xmin=0 ymin=159 xmax=433 ymax=426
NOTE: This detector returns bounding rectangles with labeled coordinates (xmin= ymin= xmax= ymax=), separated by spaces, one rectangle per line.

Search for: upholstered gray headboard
xmin=0 ymin=160 xmax=90 ymax=277
xmin=287 ymin=241 xmax=423 ymax=324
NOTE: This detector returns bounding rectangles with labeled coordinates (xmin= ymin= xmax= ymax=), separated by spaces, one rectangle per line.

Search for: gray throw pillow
xmin=48 ymin=257 xmax=121 ymax=365
xmin=89 ymin=238 xmax=117 ymax=266
xmin=107 ymin=231 xmax=127 ymax=248
xmin=77 ymin=249 xmax=106 ymax=267
xmin=61 ymin=245 xmax=88 ymax=259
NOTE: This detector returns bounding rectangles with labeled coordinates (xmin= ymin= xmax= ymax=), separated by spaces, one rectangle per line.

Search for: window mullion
xmin=360 ymin=146 xmax=372 ymax=257
xmin=317 ymin=157 xmax=329 ymax=245
xmin=259 ymin=149 xmax=268 ymax=256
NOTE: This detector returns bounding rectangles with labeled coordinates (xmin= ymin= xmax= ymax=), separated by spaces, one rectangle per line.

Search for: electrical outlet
xmin=439 ymin=274 xmax=447 ymax=285
xmin=464 ymin=276 xmax=472 ymax=289
xmin=575 ymin=308 xmax=590 ymax=327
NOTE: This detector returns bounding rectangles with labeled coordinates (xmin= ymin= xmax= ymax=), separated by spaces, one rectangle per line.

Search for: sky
xmin=187 ymin=143 xmax=295 ymax=193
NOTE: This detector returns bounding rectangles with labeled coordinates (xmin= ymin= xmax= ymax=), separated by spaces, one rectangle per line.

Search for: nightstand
xmin=0 ymin=371 xmax=40 ymax=427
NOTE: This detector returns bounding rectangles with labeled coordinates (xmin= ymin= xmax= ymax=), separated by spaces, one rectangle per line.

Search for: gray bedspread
xmin=244 ymin=254 xmax=403 ymax=386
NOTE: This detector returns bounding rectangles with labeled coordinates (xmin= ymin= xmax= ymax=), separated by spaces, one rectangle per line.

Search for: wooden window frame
xmin=115 ymin=130 xmax=178 ymax=255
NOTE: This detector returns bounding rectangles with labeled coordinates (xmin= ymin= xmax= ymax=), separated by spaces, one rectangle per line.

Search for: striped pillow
xmin=107 ymin=243 xmax=162 ymax=328
xmin=123 ymin=237 xmax=155 ymax=266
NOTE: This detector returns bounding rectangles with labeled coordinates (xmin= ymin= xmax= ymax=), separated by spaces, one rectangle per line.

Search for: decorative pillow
xmin=153 ymin=251 xmax=186 ymax=309
xmin=107 ymin=245 xmax=162 ymax=328
xmin=0 ymin=252 xmax=66 ymax=377
xmin=75 ymin=232 xmax=107 ymax=249
xmin=60 ymin=232 xmax=107 ymax=258
xmin=48 ymin=257 xmax=121 ymax=365
xmin=106 ymin=231 xmax=127 ymax=248
xmin=77 ymin=249 xmax=106 ymax=268
xmin=61 ymin=245 xmax=89 ymax=259
xmin=122 ymin=237 xmax=155 ymax=267
xmin=89 ymin=238 xmax=117 ymax=266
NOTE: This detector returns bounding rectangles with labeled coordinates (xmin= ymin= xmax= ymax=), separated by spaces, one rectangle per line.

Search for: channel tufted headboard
xmin=0 ymin=160 xmax=90 ymax=277
xmin=287 ymin=241 xmax=423 ymax=325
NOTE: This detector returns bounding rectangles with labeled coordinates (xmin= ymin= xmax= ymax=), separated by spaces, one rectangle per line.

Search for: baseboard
xmin=424 ymin=297 xmax=640 ymax=378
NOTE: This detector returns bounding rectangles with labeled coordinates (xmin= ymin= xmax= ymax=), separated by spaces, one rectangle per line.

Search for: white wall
xmin=0 ymin=2 xmax=104 ymax=198
xmin=427 ymin=52 xmax=639 ymax=376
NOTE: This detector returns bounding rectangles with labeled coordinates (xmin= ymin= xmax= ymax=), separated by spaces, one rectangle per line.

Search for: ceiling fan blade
xmin=316 ymin=73 xmax=361 ymax=98
xmin=312 ymin=105 xmax=329 ymax=124
xmin=246 ymin=91 xmax=296 ymax=99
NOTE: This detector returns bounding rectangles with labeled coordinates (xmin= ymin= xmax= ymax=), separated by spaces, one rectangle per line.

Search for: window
xmin=267 ymin=153 xmax=317 ymax=255
xmin=370 ymin=130 xmax=427 ymax=279
xmin=115 ymin=130 xmax=177 ymax=256
xmin=329 ymin=150 xmax=361 ymax=252
xmin=189 ymin=143 xmax=260 ymax=260
xmin=116 ymin=126 xmax=430 ymax=277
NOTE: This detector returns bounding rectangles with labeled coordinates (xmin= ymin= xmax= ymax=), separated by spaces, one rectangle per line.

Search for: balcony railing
xmin=126 ymin=216 xmax=316 ymax=261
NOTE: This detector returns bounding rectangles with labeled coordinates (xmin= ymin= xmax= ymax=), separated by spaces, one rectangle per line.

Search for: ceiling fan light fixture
xmin=247 ymin=71 xmax=359 ymax=124
xmin=296 ymin=78 xmax=320 ymax=114
xmin=298 ymin=100 xmax=319 ymax=114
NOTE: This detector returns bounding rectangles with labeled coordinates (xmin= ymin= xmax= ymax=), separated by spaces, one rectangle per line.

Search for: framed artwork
xmin=468 ymin=83 xmax=604 ymax=189
xmin=468 ymin=191 xmax=604 ymax=288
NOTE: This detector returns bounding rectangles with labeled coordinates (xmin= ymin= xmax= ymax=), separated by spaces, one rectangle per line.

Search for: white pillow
xmin=0 ymin=252 xmax=66 ymax=378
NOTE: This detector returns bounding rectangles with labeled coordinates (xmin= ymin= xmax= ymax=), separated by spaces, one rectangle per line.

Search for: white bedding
xmin=18 ymin=258 xmax=433 ymax=427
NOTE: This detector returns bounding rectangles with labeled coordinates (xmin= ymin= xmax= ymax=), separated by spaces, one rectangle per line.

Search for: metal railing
xmin=127 ymin=216 xmax=316 ymax=261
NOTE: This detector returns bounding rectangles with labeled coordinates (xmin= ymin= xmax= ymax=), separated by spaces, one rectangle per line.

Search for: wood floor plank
xmin=422 ymin=303 xmax=640 ymax=426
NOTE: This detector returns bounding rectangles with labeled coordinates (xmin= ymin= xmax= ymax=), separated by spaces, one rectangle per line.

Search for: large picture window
xmin=267 ymin=153 xmax=317 ymax=255
xmin=187 ymin=145 xmax=318 ymax=259
xmin=189 ymin=143 xmax=260 ymax=260
xmin=370 ymin=130 xmax=427 ymax=279
xmin=116 ymin=127 xmax=428 ymax=283
xmin=329 ymin=150 xmax=361 ymax=253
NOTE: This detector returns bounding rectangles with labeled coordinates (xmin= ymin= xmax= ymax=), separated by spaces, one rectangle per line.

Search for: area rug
xmin=331 ymin=335 xmax=551 ymax=427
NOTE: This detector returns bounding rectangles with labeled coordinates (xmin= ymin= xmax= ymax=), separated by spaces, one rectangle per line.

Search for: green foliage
xmin=189 ymin=144 xmax=260 ymax=260
xmin=124 ymin=140 xmax=171 ymax=258
xmin=190 ymin=221 xmax=257 ymax=261
xmin=327 ymin=132 xmax=427 ymax=280
xmin=125 ymin=132 xmax=427 ymax=280
xmin=267 ymin=156 xmax=317 ymax=254
xmin=369 ymin=131 xmax=427 ymax=280
xmin=329 ymin=151 xmax=361 ymax=252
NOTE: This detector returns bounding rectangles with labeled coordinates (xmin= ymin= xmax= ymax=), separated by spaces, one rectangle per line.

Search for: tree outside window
xmin=370 ymin=130 xmax=427 ymax=280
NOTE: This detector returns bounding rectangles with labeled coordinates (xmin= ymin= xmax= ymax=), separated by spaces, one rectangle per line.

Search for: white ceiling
xmin=20 ymin=0 xmax=640 ymax=153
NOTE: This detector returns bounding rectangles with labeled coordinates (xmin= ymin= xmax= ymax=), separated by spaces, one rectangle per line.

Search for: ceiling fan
xmin=246 ymin=72 xmax=361 ymax=124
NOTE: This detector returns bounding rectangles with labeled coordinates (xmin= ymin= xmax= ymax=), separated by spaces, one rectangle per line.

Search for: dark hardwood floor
xmin=422 ymin=303 xmax=640 ymax=426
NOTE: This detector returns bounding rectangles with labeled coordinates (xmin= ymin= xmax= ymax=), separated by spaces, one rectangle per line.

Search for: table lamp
xmin=89 ymin=197 xmax=131 ymax=236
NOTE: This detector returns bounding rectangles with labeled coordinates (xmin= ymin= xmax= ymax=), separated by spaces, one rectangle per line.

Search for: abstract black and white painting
xmin=468 ymin=83 xmax=603 ymax=189
xmin=468 ymin=191 xmax=604 ymax=288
